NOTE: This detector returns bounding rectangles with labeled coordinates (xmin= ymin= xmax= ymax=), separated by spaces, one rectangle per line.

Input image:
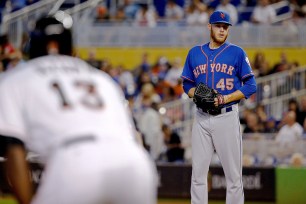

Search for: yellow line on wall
xmin=76 ymin=47 xmax=306 ymax=70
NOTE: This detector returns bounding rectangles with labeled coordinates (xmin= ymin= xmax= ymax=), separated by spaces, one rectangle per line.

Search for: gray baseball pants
xmin=191 ymin=104 xmax=244 ymax=204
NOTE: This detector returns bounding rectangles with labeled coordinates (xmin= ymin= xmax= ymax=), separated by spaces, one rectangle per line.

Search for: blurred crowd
xmin=1 ymin=31 xmax=306 ymax=167
xmin=94 ymin=0 xmax=306 ymax=26
xmin=1 ymin=0 xmax=306 ymax=166
xmin=1 ymin=0 xmax=306 ymax=26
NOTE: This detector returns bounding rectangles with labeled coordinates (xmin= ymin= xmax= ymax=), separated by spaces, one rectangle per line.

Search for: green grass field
xmin=0 ymin=197 xmax=275 ymax=204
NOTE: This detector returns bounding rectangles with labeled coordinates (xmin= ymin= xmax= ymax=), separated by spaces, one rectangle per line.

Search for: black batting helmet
xmin=29 ymin=12 xmax=73 ymax=59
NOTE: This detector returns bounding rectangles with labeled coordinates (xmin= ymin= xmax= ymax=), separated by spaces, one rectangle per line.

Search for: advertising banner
xmin=1 ymin=161 xmax=275 ymax=201
xmin=157 ymin=163 xmax=275 ymax=201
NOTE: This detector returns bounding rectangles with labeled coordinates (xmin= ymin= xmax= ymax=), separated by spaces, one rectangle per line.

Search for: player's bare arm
xmin=6 ymin=141 xmax=33 ymax=204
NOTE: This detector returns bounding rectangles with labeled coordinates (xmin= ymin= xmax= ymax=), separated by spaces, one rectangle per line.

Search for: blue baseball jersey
xmin=181 ymin=42 xmax=255 ymax=102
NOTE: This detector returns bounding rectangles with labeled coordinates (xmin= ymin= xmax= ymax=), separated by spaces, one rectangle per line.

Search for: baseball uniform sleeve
xmin=236 ymin=49 xmax=257 ymax=98
xmin=240 ymin=76 xmax=257 ymax=99
xmin=181 ymin=50 xmax=195 ymax=83
xmin=0 ymin=78 xmax=27 ymax=141
xmin=237 ymin=50 xmax=254 ymax=80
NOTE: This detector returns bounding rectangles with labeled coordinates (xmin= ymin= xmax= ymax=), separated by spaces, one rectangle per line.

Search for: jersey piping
xmin=200 ymin=45 xmax=209 ymax=85
xmin=241 ymin=73 xmax=254 ymax=79
xmin=212 ymin=43 xmax=232 ymax=89
xmin=181 ymin=75 xmax=195 ymax=82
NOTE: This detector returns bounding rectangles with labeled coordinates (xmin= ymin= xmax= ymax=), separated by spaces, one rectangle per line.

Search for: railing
xmin=254 ymin=66 xmax=306 ymax=119
xmin=74 ymin=22 xmax=306 ymax=47
xmin=2 ymin=0 xmax=305 ymax=48
xmin=1 ymin=0 xmax=60 ymax=48
xmin=1 ymin=0 xmax=104 ymax=49
xmin=243 ymin=137 xmax=306 ymax=166
xmin=255 ymin=66 xmax=306 ymax=100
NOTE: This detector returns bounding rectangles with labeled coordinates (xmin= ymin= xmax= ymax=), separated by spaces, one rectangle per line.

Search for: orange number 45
xmin=216 ymin=78 xmax=234 ymax=90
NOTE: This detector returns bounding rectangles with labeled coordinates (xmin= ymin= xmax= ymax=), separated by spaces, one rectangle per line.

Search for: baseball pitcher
xmin=181 ymin=11 xmax=257 ymax=204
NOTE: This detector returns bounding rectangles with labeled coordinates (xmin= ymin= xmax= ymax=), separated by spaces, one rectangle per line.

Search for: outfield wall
xmin=76 ymin=47 xmax=306 ymax=70
xmin=1 ymin=162 xmax=306 ymax=202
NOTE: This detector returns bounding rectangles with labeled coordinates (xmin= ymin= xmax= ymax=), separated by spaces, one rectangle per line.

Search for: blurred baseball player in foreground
xmin=0 ymin=13 xmax=157 ymax=204
xmin=181 ymin=11 xmax=257 ymax=204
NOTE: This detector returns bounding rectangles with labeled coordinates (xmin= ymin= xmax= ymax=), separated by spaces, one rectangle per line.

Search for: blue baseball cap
xmin=209 ymin=10 xmax=232 ymax=26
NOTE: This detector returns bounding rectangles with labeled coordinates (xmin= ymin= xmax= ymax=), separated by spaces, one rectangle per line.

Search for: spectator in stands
xmin=289 ymin=0 xmax=306 ymax=17
xmin=159 ymin=82 xmax=177 ymax=103
xmin=275 ymin=110 xmax=303 ymax=144
xmin=112 ymin=5 xmax=127 ymax=22
xmin=264 ymin=117 xmax=278 ymax=133
xmin=160 ymin=124 xmax=185 ymax=162
xmin=134 ymin=52 xmax=151 ymax=76
xmin=302 ymin=2 xmax=306 ymax=14
xmin=251 ymin=0 xmax=276 ymax=24
xmin=134 ymin=3 xmax=157 ymax=27
xmin=133 ymin=82 xmax=161 ymax=117
xmin=216 ymin=0 xmax=238 ymax=25
xmin=270 ymin=52 xmax=290 ymax=74
xmin=243 ymin=111 xmax=264 ymax=133
xmin=289 ymin=0 xmax=306 ymax=21
xmin=164 ymin=57 xmax=183 ymax=87
xmin=118 ymin=64 xmax=136 ymax=98
xmin=240 ymin=108 xmax=252 ymax=130
xmin=185 ymin=0 xmax=209 ymax=26
xmin=0 ymin=34 xmax=15 ymax=70
xmin=255 ymin=103 xmax=268 ymax=122
xmin=288 ymin=98 xmax=304 ymax=126
xmin=173 ymin=78 xmax=184 ymax=98
xmin=99 ymin=58 xmax=112 ymax=74
xmin=6 ymin=49 xmax=25 ymax=70
xmin=138 ymin=102 xmax=164 ymax=161
xmin=123 ymin=0 xmax=140 ymax=19
xmin=85 ymin=49 xmax=101 ymax=69
xmin=151 ymin=56 xmax=171 ymax=83
xmin=252 ymin=51 xmax=270 ymax=77
xmin=165 ymin=0 xmax=185 ymax=21
xmin=299 ymin=96 xmax=306 ymax=124
xmin=95 ymin=4 xmax=110 ymax=21
xmin=276 ymin=99 xmax=301 ymax=128
xmin=134 ymin=71 xmax=153 ymax=96
xmin=153 ymin=0 xmax=167 ymax=18
xmin=110 ymin=66 xmax=122 ymax=84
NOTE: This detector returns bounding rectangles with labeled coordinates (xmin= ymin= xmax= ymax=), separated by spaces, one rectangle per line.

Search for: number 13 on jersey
xmin=51 ymin=80 xmax=104 ymax=110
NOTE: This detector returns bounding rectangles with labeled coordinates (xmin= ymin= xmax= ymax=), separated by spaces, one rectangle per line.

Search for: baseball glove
xmin=193 ymin=83 xmax=224 ymax=114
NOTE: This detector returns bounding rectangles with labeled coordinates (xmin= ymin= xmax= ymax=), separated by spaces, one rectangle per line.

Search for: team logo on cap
xmin=220 ymin=12 xmax=225 ymax=19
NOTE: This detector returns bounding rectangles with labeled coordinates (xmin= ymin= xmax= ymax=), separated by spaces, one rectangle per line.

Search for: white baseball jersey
xmin=0 ymin=55 xmax=157 ymax=204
